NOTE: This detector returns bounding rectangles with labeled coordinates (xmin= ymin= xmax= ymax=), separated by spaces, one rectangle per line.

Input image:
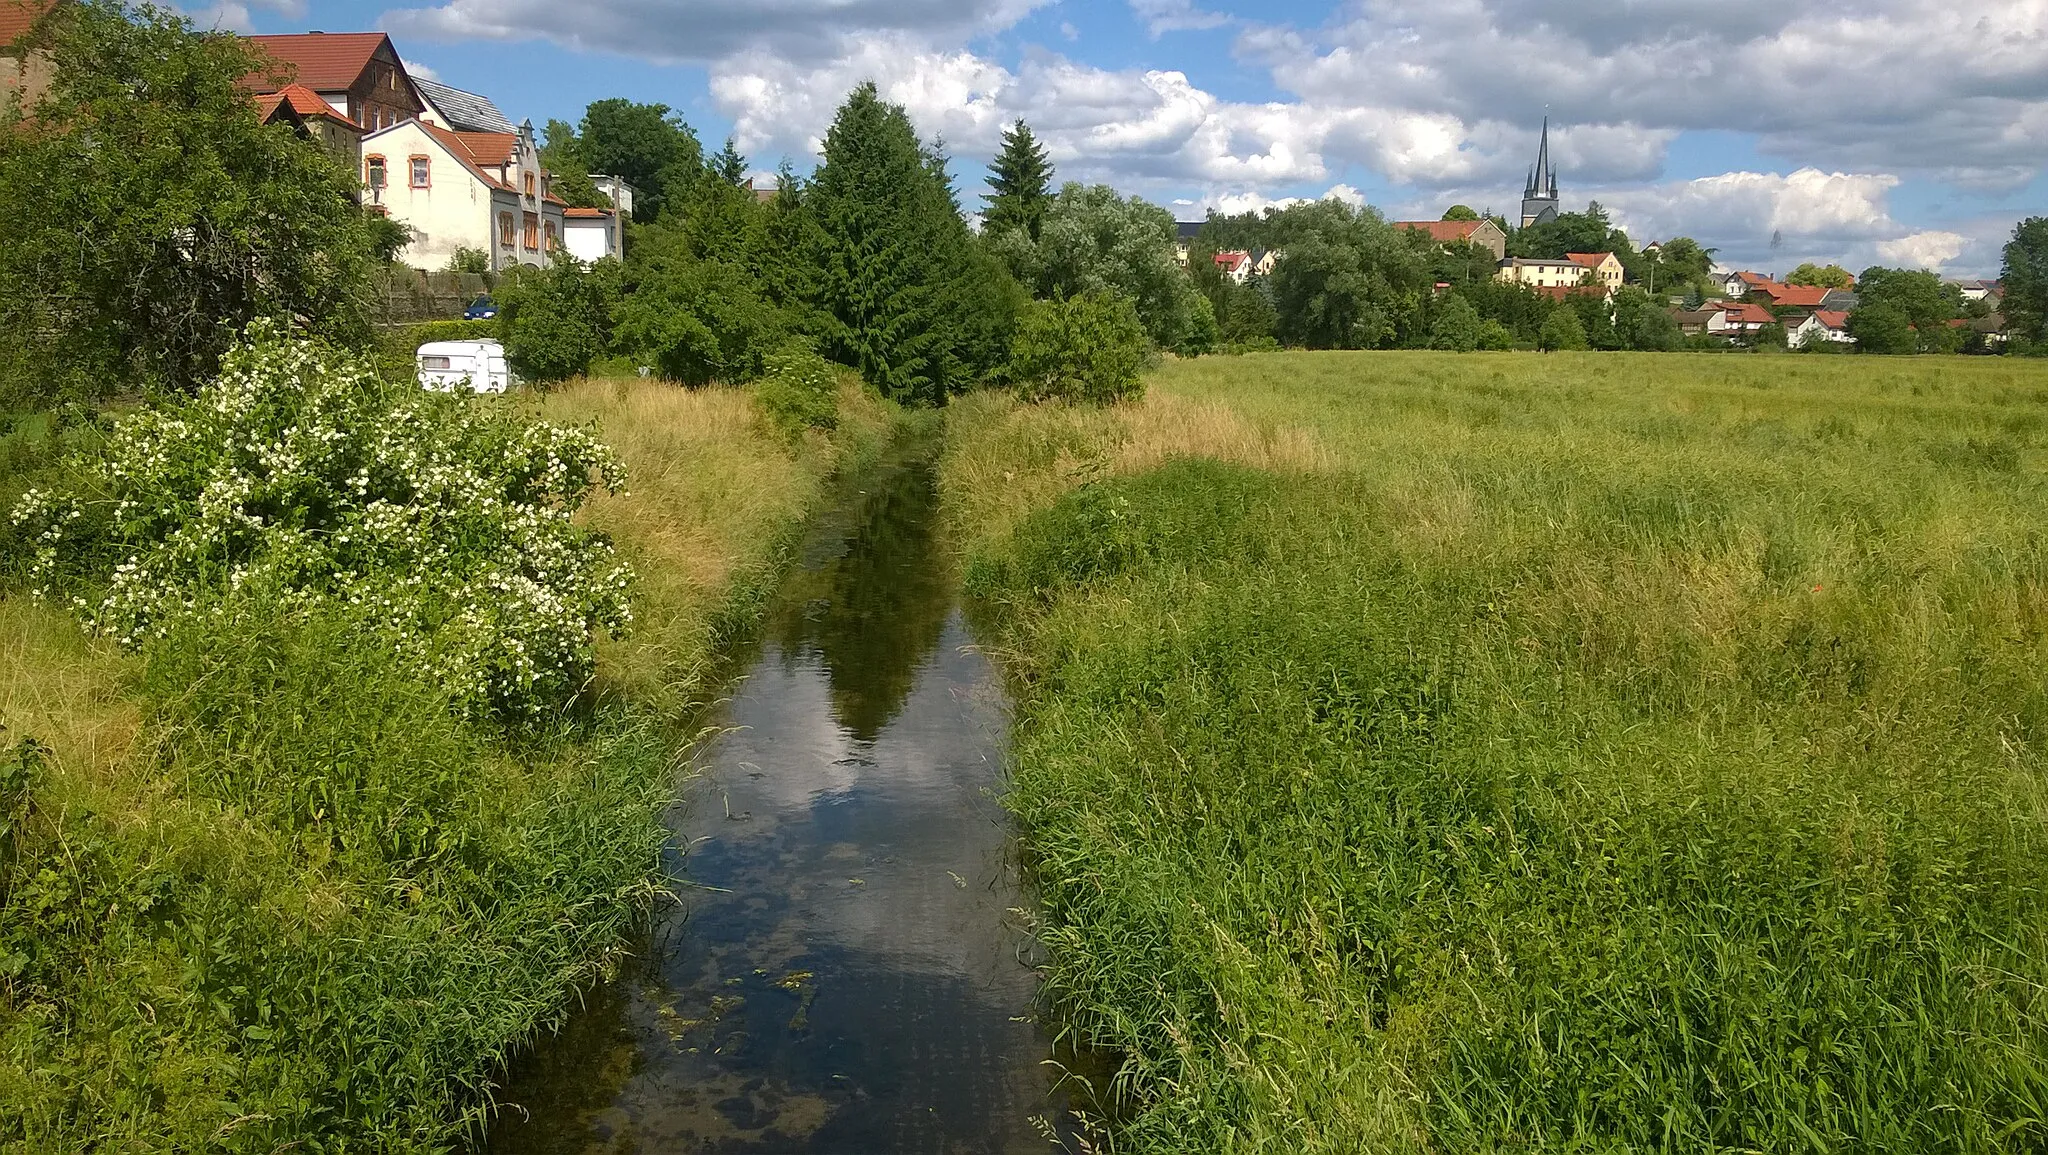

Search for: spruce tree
xmin=711 ymin=137 xmax=747 ymax=187
xmin=808 ymin=83 xmax=1018 ymax=405
xmin=983 ymin=119 xmax=1052 ymax=241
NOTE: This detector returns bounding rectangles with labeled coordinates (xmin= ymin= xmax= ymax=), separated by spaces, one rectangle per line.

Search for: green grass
xmin=0 ymin=377 xmax=898 ymax=1151
xmin=948 ymin=352 xmax=2048 ymax=1152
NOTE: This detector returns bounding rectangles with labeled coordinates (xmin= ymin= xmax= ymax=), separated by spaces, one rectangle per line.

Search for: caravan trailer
xmin=416 ymin=340 xmax=512 ymax=394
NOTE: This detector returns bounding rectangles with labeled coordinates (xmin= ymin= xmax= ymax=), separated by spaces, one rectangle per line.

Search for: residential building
xmin=1790 ymin=309 xmax=1853 ymax=346
xmin=1394 ymin=218 xmax=1507 ymax=261
xmin=590 ymin=174 xmax=638 ymax=220
xmin=1498 ymin=251 xmax=1622 ymax=297
xmin=1753 ymin=282 xmax=1831 ymax=309
xmin=1174 ymin=221 xmax=1202 ymax=265
xmin=1671 ymin=308 xmax=1724 ymax=337
xmin=244 ymin=32 xmax=426 ymax=132
xmin=1214 ymin=249 xmax=1252 ymax=285
xmin=561 ymin=206 xmax=620 ymax=263
xmin=0 ymin=0 xmax=53 ymax=113
xmin=254 ymin=82 xmax=366 ymax=170
xmin=414 ymin=75 xmax=516 ymax=134
xmin=360 ymin=117 xmax=565 ymax=272
xmin=1249 ymin=248 xmax=1280 ymax=278
xmin=1950 ymin=278 xmax=2002 ymax=302
xmin=1520 ymin=117 xmax=1559 ymax=228
xmin=743 ymin=177 xmax=778 ymax=204
xmin=1708 ymin=299 xmax=1778 ymax=335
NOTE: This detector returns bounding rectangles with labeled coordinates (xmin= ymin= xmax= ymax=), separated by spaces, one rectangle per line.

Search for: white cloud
xmin=180 ymin=0 xmax=304 ymax=32
xmin=1128 ymin=0 xmax=1228 ymax=37
xmin=1877 ymin=230 xmax=1969 ymax=270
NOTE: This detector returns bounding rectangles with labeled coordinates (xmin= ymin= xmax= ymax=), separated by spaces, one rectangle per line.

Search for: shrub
xmin=1476 ymin=318 xmax=1515 ymax=350
xmin=1538 ymin=305 xmax=1589 ymax=351
xmin=496 ymin=257 xmax=619 ymax=384
xmin=13 ymin=321 xmax=633 ymax=718
xmin=755 ymin=346 xmax=841 ymax=436
xmin=1007 ymin=290 xmax=1149 ymax=404
xmin=446 ymin=246 xmax=491 ymax=275
xmin=614 ymin=252 xmax=785 ymax=386
xmin=1428 ymin=293 xmax=1482 ymax=351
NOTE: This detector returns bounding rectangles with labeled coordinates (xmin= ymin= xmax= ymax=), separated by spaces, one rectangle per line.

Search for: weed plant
xmin=953 ymin=351 xmax=2048 ymax=1152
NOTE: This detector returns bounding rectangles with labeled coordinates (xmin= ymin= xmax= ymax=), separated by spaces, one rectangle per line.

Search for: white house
xmin=561 ymin=206 xmax=620 ymax=263
xmin=589 ymin=174 xmax=639 ymax=220
xmin=361 ymin=118 xmax=566 ymax=272
xmin=1498 ymin=252 xmax=1623 ymax=297
xmin=1790 ymin=309 xmax=1854 ymax=347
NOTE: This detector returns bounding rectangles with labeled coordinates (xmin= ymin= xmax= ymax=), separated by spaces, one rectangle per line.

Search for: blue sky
xmin=219 ymin=0 xmax=2048 ymax=276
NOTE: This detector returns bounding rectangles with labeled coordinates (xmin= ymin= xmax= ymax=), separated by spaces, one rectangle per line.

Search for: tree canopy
xmin=1786 ymin=262 xmax=1855 ymax=289
xmin=575 ymin=99 xmax=701 ymax=221
xmin=983 ymin=120 xmax=1053 ymax=242
xmin=2000 ymin=217 xmax=2048 ymax=346
xmin=997 ymin=182 xmax=1215 ymax=354
xmin=0 ymin=0 xmax=378 ymax=403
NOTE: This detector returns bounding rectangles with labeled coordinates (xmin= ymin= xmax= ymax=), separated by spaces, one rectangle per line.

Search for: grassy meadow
xmin=0 ymin=375 xmax=892 ymax=1152
xmin=946 ymin=352 xmax=2048 ymax=1152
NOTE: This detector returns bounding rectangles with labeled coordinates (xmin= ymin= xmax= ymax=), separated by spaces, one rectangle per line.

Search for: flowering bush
xmin=12 ymin=321 xmax=633 ymax=718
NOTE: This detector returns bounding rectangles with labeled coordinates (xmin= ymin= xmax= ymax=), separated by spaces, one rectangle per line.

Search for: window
xmin=522 ymin=212 xmax=539 ymax=251
xmin=523 ymin=172 xmax=535 ymax=199
xmin=498 ymin=212 xmax=515 ymax=248
xmin=409 ymin=155 xmax=429 ymax=188
xmin=420 ymin=355 xmax=452 ymax=370
xmin=365 ymin=155 xmax=386 ymax=190
xmin=544 ymin=221 xmax=557 ymax=252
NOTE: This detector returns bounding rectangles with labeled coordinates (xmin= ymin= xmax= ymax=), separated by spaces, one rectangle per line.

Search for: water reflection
xmin=487 ymin=438 xmax=1060 ymax=1153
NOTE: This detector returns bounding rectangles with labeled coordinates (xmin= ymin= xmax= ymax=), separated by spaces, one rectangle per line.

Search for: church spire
xmin=1534 ymin=116 xmax=1553 ymax=195
xmin=1520 ymin=115 xmax=1561 ymax=228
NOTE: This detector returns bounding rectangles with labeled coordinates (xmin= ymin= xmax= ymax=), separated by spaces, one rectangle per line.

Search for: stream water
xmin=486 ymin=437 xmax=1063 ymax=1153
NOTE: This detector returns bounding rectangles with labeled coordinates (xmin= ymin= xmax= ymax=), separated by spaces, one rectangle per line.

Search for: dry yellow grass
xmin=0 ymin=597 xmax=138 ymax=791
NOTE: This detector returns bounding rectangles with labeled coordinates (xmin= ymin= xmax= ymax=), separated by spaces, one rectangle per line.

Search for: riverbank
xmin=0 ymin=373 xmax=896 ymax=1152
xmin=944 ymin=351 xmax=2048 ymax=1152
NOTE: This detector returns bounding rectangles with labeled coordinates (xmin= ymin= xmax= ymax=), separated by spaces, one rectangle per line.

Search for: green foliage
xmin=497 ymin=257 xmax=622 ymax=384
xmin=754 ymin=346 xmax=842 ymax=436
xmin=955 ymin=352 xmax=2048 ymax=1153
xmin=1786 ymin=261 xmax=1855 ymax=289
xmin=373 ymin=318 xmax=498 ymax=382
xmin=1460 ymin=278 xmax=1562 ymax=343
xmin=808 ymin=83 xmax=1020 ymax=405
xmin=1427 ymin=293 xmax=1482 ymax=351
xmin=1847 ymin=302 xmax=1916 ymax=354
xmin=446 ymin=246 xmax=492 ymax=275
xmin=1538 ymin=304 xmax=1589 ymax=350
xmin=1440 ymin=204 xmax=1480 ymax=221
xmin=576 ymin=98 xmax=702 ymax=222
xmin=1000 ymin=182 xmax=1215 ymax=355
xmin=2000 ymin=216 xmax=2048 ymax=345
xmin=983 ymin=119 xmax=1053 ymax=241
xmin=0 ymin=0 xmax=377 ymax=404
xmin=1265 ymin=201 xmax=1429 ymax=349
xmin=14 ymin=323 xmax=632 ymax=718
xmin=1509 ymin=200 xmax=1631 ymax=263
xmin=1855 ymin=266 xmax=1964 ymax=352
xmin=1612 ymin=285 xmax=1682 ymax=350
xmin=614 ymin=230 xmax=784 ymax=386
xmin=1476 ymin=317 xmax=1514 ymax=350
xmin=1006 ymin=291 xmax=1149 ymax=405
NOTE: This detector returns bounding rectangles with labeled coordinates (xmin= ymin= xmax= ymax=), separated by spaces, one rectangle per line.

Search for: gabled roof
xmin=1396 ymin=220 xmax=1494 ymax=243
xmin=1735 ymin=270 xmax=1776 ymax=288
xmin=1758 ymin=283 xmax=1829 ymax=308
xmin=1809 ymin=310 xmax=1850 ymax=330
xmin=1717 ymin=301 xmax=1777 ymax=325
xmin=1565 ymin=251 xmax=1616 ymax=269
xmin=414 ymin=76 xmax=515 ymax=134
xmin=1214 ymin=250 xmax=1250 ymax=269
xmin=369 ymin=118 xmax=510 ymax=190
xmin=254 ymin=82 xmax=364 ymax=131
xmin=245 ymin=32 xmax=395 ymax=92
xmin=451 ymin=130 xmax=517 ymax=168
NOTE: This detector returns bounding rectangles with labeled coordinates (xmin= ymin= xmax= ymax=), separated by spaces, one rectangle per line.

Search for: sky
xmin=207 ymin=0 xmax=2048 ymax=276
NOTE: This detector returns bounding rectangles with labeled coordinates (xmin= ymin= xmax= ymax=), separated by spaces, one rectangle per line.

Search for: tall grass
xmin=949 ymin=352 xmax=2048 ymax=1151
xmin=0 ymin=375 xmax=896 ymax=1151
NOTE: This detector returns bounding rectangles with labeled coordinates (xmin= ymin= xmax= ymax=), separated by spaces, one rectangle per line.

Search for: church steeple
xmin=1520 ymin=116 xmax=1560 ymax=228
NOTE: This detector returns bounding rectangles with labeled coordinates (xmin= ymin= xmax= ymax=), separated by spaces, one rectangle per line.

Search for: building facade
xmin=245 ymin=32 xmax=426 ymax=132
xmin=1395 ymin=218 xmax=1508 ymax=261
xmin=361 ymin=118 xmax=566 ymax=272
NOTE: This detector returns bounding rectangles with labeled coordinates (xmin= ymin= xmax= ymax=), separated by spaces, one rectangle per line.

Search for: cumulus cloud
xmin=1877 ymin=230 xmax=1969 ymax=270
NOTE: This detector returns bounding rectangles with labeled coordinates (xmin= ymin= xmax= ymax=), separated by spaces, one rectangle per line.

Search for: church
xmin=1521 ymin=117 xmax=1560 ymax=228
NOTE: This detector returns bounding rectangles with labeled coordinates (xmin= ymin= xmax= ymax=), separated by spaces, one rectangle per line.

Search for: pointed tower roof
xmin=1532 ymin=116 xmax=1554 ymax=196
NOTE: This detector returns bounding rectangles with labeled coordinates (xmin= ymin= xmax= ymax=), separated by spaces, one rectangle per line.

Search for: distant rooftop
xmin=415 ymin=76 xmax=516 ymax=135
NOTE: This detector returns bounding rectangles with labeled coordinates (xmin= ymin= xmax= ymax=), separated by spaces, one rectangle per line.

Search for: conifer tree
xmin=711 ymin=137 xmax=748 ymax=186
xmin=983 ymin=119 xmax=1053 ymax=241
xmin=808 ymin=83 xmax=1018 ymax=405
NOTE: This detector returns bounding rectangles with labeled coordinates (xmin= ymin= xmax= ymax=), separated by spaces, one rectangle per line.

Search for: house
xmin=1498 ymin=252 xmax=1622 ymax=297
xmin=1966 ymin=314 xmax=2008 ymax=346
xmin=244 ymin=32 xmax=426 ymax=132
xmin=1790 ymin=309 xmax=1853 ymax=347
xmin=590 ymin=174 xmax=638 ymax=219
xmin=743 ymin=177 xmax=778 ymax=204
xmin=1394 ymin=218 xmax=1507 ymax=261
xmin=0 ymin=0 xmax=53 ymax=112
xmin=1819 ymin=289 xmax=1860 ymax=312
xmin=1671 ymin=307 xmax=1724 ymax=337
xmin=1950 ymin=278 xmax=2002 ymax=302
xmin=360 ymin=117 xmax=565 ymax=272
xmin=1712 ymin=299 xmax=1779 ymax=335
xmin=1214 ymin=249 xmax=1253 ymax=285
xmin=254 ymin=82 xmax=365 ymax=170
xmin=561 ymin=206 xmax=620 ymax=263
xmin=1249 ymin=248 xmax=1280 ymax=277
xmin=1714 ymin=270 xmax=1777 ymax=298
xmin=1174 ymin=221 xmax=1202 ymax=265
xmin=415 ymin=76 xmax=516 ymax=134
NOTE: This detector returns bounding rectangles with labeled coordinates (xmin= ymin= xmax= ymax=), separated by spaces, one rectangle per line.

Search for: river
xmin=486 ymin=434 xmax=1065 ymax=1153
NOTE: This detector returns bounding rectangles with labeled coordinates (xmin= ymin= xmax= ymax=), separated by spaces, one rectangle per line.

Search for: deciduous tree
xmin=1999 ymin=217 xmax=2048 ymax=345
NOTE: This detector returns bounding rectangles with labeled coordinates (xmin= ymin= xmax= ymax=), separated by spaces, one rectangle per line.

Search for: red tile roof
xmin=1532 ymin=285 xmax=1606 ymax=302
xmin=1716 ymin=301 xmax=1777 ymax=325
xmin=1565 ymin=252 xmax=1616 ymax=269
xmin=1758 ymin=283 xmax=1829 ymax=308
xmin=1395 ymin=220 xmax=1490 ymax=243
xmin=416 ymin=119 xmax=510 ymax=189
xmin=451 ymin=130 xmax=517 ymax=167
xmin=1811 ymin=310 xmax=1849 ymax=329
xmin=1736 ymin=271 xmax=1775 ymax=288
xmin=1214 ymin=250 xmax=1250 ymax=270
xmin=245 ymin=32 xmax=392 ymax=92
xmin=563 ymin=206 xmax=611 ymax=219
xmin=0 ymin=0 xmax=52 ymax=46
xmin=254 ymin=82 xmax=363 ymax=130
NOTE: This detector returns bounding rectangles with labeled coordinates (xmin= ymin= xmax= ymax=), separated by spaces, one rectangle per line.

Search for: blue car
xmin=463 ymin=295 xmax=497 ymax=321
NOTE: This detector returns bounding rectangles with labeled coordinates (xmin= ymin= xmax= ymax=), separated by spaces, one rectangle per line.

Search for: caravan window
xmin=421 ymin=355 xmax=452 ymax=370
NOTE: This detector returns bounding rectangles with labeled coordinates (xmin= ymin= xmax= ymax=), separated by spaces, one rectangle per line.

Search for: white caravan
xmin=416 ymin=340 xmax=512 ymax=394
